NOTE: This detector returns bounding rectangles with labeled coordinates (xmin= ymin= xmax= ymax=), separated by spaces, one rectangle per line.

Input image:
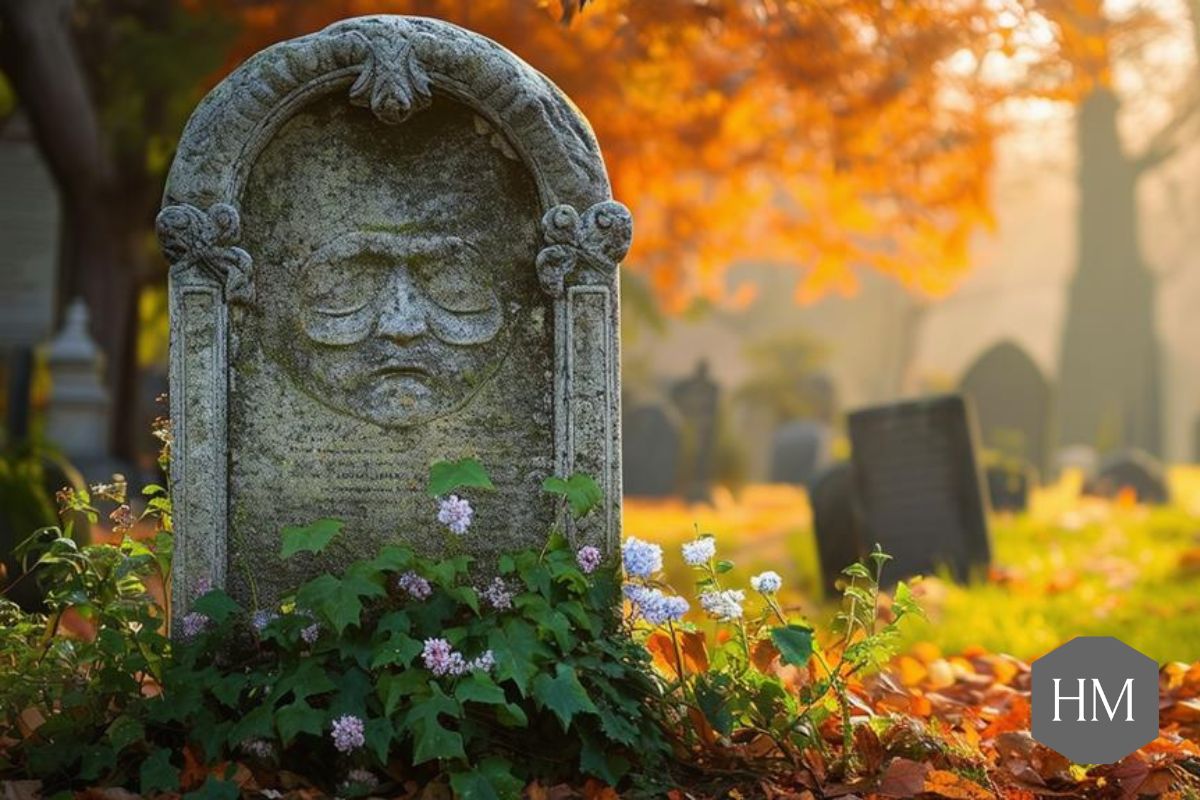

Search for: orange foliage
xmin=190 ymin=0 xmax=1020 ymax=309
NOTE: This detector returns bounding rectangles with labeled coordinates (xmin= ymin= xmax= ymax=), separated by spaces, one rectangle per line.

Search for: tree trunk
xmin=0 ymin=0 xmax=139 ymax=462
xmin=1056 ymin=88 xmax=1162 ymax=456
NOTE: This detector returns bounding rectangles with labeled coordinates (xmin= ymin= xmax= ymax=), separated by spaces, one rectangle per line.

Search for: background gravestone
xmin=1082 ymin=449 xmax=1169 ymax=505
xmin=0 ymin=111 xmax=59 ymax=440
xmin=622 ymin=404 xmax=680 ymax=497
xmin=670 ymin=359 xmax=719 ymax=503
xmin=984 ymin=460 xmax=1035 ymax=512
xmin=769 ymin=420 xmax=833 ymax=486
xmin=807 ymin=461 xmax=865 ymax=597
xmin=160 ymin=16 xmax=629 ymax=616
xmin=847 ymin=394 xmax=991 ymax=583
xmin=960 ymin=341 xmax=1052 ymax=474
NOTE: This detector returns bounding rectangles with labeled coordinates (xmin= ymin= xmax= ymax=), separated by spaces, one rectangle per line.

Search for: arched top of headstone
xmin=961 ymin=340 xmax=1047 ymax=390
xmin=161 ymin=15 xmax=630 ymax=300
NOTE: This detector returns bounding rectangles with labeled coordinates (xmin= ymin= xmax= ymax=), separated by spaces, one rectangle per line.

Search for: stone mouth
xmin=370 ymin=363 xmax=434 ymax=380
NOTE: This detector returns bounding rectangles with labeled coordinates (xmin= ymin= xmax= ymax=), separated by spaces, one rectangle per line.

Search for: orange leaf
xmin=878 ymin=758 xmax=931 ymax=797
xmin=645 ymin=630 xmax=708 ymax=679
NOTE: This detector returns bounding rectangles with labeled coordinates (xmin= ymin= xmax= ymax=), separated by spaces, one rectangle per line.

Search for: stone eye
xmin=303 ymin=257 xmax=377 ymax=316
xmin=414 ymin=242 xmax=496 ymax=314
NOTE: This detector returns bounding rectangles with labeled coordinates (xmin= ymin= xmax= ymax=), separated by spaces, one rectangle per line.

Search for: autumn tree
xmin=1019 ymin=0 xmax=1200 ymax=456
xmin=1 ymin=0 xmax=1017 ymax=456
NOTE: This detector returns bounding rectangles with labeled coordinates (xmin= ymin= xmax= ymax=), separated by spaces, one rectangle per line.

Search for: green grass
xmin=629 ymin=477 xmax=1200 ymax=664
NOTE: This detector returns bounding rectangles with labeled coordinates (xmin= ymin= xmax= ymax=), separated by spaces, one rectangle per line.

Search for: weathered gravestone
xmin=960 ymin=341 xmax=1052 ymax=474
xmin=0 ymin=111 xmax=59 ymax=440
xmin=847 ymin=394 xmax=991 ymax=583
xmin=622 ymin=403 xmax=680 ymax=497
xmin=1082 ymin=448 xmax=1169 ymax=505
xmin=160 ymin=16 xmax=629 ymax=617
xmin=807 ymin=461 xmax=865 ymax=597
xmin=670 ymin=360 xmax=719 ymax=503
xmin=769 ymin=420 xmax=833 ymax=486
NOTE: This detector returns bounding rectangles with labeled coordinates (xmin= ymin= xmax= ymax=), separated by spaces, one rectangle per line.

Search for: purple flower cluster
xmin=437 ymin=495 xmax=473 ymax=535
xmin=623 ymin=584 xmax=689 ymax=625
xmin=330 ymin=714 xmax=365 ymax=753
xmin=421 ymin=637 xmax=495 ymax=677
xmin=178 ymin=611 xmax=209 ymax=641
xmin=480 ymin=577 xmax=513 ymax=610
xmin=396 ymin=571 xmax=432 ymax=600
xmin=251 ymin=609 xmax=278 ymax=632
xmin=576 ymin=545 xmax=602 ymax=574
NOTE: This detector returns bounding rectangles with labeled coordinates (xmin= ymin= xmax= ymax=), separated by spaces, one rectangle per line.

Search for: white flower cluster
xmin=750 ymin=570 xmax=783 ymax=594
xmin=681 ymin=537 xmax=716 ymax=567
xmin=699 ymin=589 xmax=746 ymax=621
xmin=621 ymin=536 xmax=663 ymax=578
xmin=623 ymin=584 xmax=689 ymax=625
xmin=479 ymin=576 xmax=514 ymax=611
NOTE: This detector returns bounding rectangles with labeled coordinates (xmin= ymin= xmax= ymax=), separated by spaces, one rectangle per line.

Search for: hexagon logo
xmin=1031 ymin=636 xmax=1159 ymax=764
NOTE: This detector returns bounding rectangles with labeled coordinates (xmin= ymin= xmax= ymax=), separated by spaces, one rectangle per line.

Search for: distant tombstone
xmin=960 ymin=342 xmax=1051 ymax=473
xmin=160 ymin=16 xmax=630 ymax=616
xmin=1055 ymin=444 xmax=1098 ymax=476
xmin=44 ymin=300 xmax=111 ymax=468
xmin=847 ymin=394 xmax=991 ymax=583
xmin=670 ymin=360 xmax=719 ymax=503
xmin=622 ymin=404 xmax=680 ymax=497
xmin=769 ymin=420 xmax=833 ymax=486
xmin=799 ymin=373 xmax=838 ymax=423
xmin=808 ymin=461 xmax=865 ymax=597
xmin=0 ymin=112 xmax=59 ymax=440
xmin=1083 ymin=449 xmax=1169 ymax=505
xmin=985 ymin=461 xmax=1035 ymax=513
xmin=0 ymin=113 xmax=58 ymax=348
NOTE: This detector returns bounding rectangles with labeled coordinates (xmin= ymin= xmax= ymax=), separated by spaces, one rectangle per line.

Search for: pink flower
xmin=330 ymin=714 xmax=365 ymax=753
xmin=396 ymin=571 xmax=432 ymax=600
xmin=437 ymin=495 xmax=473 ymax=535
xmin=576 ymin=546 xmax=602 ymax=574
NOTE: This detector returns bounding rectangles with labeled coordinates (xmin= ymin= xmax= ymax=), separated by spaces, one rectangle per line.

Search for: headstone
xmin=847 ymin=394 xmax=991 ymax=583
xmin=160 ymin=16 xmax=629 ymax=616
xmin=0 ymin=112 xmax=58 ymax=348
xmin=44 ymin=300 xmax=111 ymax=468
xmin=807 ymin=461 xmax=865 ymax=597
xmin=799 ymin=373 xmax=837 ymax=423
xmin=769 ymin=420 xmax=833 ymax=486
xmin=1082 ymin=449 xmax=1169 ymax=505
xmin=985 ymin=461 xmax=1035 ymax=512
xmin=960 ymin=341 xmax=1052 ymax=473
xmin=0 ymin=112 xmax=59 ymax=441
xmin=622 ymin=404 xmax=680 ymax=497
xmin=670 ymin=360 xmax=719 ymax=503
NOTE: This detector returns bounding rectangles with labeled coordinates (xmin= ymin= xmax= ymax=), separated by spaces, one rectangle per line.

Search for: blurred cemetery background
xmin=4 ymin=0 xmax=1200 ymax=662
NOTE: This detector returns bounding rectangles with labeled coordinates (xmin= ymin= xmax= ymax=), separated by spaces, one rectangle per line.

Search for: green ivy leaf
xmin=449 ymin=757 xmax=524 ymax=800
xmin=140 ymin=748 xmax=180 ymax=795
xmin=542 ymin=474 xmax=603 ymax=519
xmin=371 ymin=632 xmax=423 ymax=669
xmin=488 ymin=619 xmax=550 ymax=695
xmin=455 ymin=673 xmax=507 ymax=706
xmin=428 ymin=457 xmax=495 ymax=497
xmin=276 ymin=699 xmax=326 ymax=744
xmin=531 ymin=664 xmax=597 ymax=730
xmin=184 ymin=776 xmax=240 ymax=800
xmin=407 ymin=685 xmax=466 ymax=764
xmin=281 ymin=518 xmax=344 ymax=559
xmin=296 ymin=570 xmax=385 ymax=634
xmin=770 ymin=624 xmax=814 ymax=668
xmin=378 ymin=670 xmax=429 ymax=716
xmin=191 ymin=589 xmax=241 ymax=624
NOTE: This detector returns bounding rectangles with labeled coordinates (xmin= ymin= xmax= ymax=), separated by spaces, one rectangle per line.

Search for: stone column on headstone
xmin=44 ymin=299 xmax=112 ymax=467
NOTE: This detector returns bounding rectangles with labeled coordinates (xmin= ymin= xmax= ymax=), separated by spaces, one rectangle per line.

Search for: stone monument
xmin=768 ymin=420 xmax=833 ymax=486
xmin=44 ymin=299 xmax=112 ymax=469
xmin=160 ymin=16 xmax=629 ymax=616
xmin=622 ymin=403 xmax=680 ymax=498
xmin=670 ymin=360 xmax=719 ymax=503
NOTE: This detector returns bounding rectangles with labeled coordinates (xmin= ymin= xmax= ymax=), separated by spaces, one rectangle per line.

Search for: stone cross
xmin=160 ymin=16 xmax=628 ymax=617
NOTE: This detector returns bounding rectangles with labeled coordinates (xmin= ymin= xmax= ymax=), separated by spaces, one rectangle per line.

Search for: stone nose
xmin=376 ymin=272 xmax=428 ymax=343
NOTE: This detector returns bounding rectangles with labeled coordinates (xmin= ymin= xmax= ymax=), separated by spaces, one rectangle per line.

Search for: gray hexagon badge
xmin=1031 ymin=636 xmax=1159 ymax=764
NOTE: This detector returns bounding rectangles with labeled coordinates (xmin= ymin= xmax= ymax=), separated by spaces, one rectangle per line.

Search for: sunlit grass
xmin=623 ymin=469 xmax=1200 ymax=663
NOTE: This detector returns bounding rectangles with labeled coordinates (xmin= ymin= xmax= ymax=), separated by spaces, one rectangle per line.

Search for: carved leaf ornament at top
xmin=156 ymin=203 xmax=254 ymax=304
xmin=537 ymin=201 xmax=633 ymax=297
xmin=348 ymin=29 xmax=433 ymax=125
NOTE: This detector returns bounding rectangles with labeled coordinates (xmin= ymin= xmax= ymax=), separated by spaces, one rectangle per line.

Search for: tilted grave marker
xmin=769 ymin=419 xmax=833 ymax=486
xmin=622 ymin=403 xmax=681 ymax=498
xmin=847 ymin=394 xmax=991 ymax=583
xmin=670 ymin=360 xmax=719 ymax=503
xmin=161 ymin=16 xmax=629 ymax=616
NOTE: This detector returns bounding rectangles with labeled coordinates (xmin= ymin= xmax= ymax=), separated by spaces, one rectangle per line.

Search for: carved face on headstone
xmin=247 ymin=97 xmax=530 ymax=428
xmin=292 ymin=231 xmax=505 ymax=426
